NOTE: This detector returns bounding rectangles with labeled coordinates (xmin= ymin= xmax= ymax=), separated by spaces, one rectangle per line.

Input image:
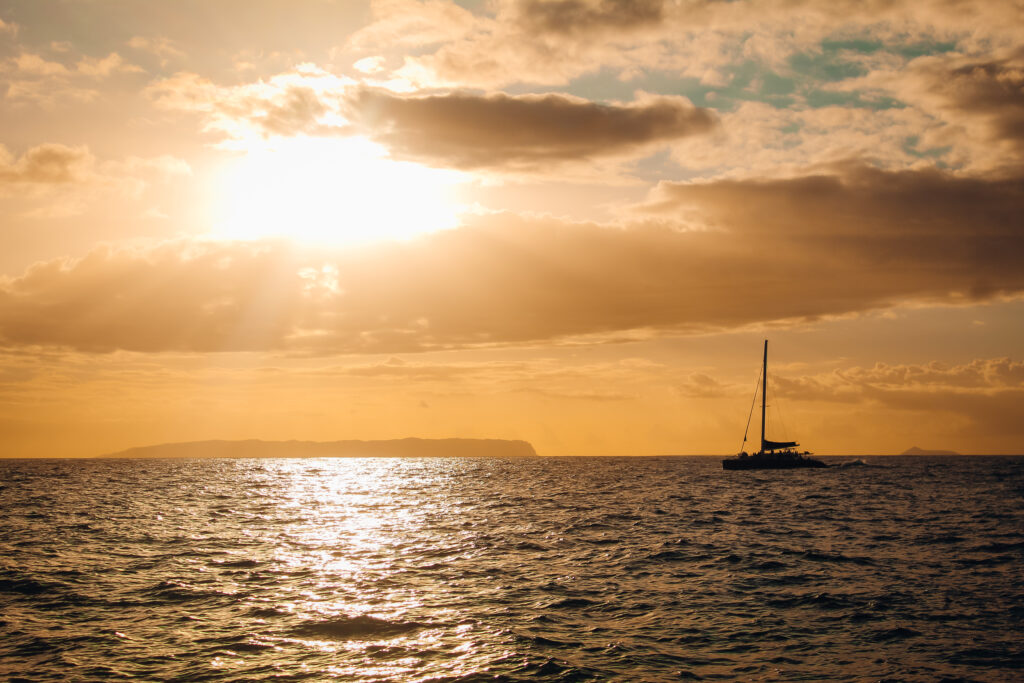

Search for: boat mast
xmin=760 ymin=339 xmax=767 ymax=454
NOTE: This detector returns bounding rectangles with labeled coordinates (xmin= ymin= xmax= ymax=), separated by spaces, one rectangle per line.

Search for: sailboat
xmin=722 ymin=340 xmax=827 ymax=470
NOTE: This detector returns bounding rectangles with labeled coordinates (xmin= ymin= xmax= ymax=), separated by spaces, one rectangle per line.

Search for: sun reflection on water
xmin=254 ymin=458 xmax=489 ymax=680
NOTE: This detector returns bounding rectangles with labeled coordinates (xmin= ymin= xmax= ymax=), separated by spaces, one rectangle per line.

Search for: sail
xmin=762 ymin=439 xmax=798 ymax=451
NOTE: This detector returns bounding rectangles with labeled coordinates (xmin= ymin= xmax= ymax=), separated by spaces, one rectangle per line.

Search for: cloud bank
xmin=354 ymin=0 xmax=1024 ymax=89
xmin=1 ymin=161 xmax=1020 ymax=353
xmin=775 ymin=357 xmax=1024 ymax=437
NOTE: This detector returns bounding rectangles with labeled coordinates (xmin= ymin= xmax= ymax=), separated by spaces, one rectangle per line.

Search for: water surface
xmin=1 ymin=456 xmax=1022 ymax=681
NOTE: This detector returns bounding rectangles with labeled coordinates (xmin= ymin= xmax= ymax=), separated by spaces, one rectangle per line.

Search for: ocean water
xmin=1 ymin=456 xmax=1022 ymax=682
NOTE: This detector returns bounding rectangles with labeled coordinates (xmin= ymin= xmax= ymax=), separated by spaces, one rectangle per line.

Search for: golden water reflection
xmin=257 ymin=458 xmax=490 ymax=680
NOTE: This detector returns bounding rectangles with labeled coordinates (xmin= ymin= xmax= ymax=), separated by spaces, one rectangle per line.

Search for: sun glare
xmin=212 ymin=137 xmax=465 ymax=246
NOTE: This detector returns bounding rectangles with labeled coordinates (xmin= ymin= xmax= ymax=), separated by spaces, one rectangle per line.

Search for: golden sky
xmin=1 ymin=0 xmax=1022 ymax=457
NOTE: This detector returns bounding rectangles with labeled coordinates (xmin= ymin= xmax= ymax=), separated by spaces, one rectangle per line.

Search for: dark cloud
xmin=939 ymin=52 xmax=1024 ymax=147
xmin=905 ymin=50 xmax=1024 ymax=162
xmin=345 ymin=87 xmax=716 ymax=169
xmin=0 ymin=161 xmax=1021 ymax=353
xmin=516 ymin=0 xmax=666 ymax=35
xmin=642 ymin=162 xmax=1024 ymax=299
xmin=861 ymin=386 xmax=1024 ymax=437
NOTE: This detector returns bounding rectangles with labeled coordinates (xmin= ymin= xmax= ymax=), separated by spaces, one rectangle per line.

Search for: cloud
xmin=772 ymin=358 xmax=1024 ymax=403
xmin=641 ymin=161 xmax=1024 ymax=302
xmin=75 ymin=52 xmax=142 ymax=78
xmin=1 ymin=51 xmax=141 ymax=104
xmin=830 ymin=49 xmax=1024 ymax=173
xmin=11 ymin=53 xmax=70 ymax=77
xmin=348 ymin=0 xmax=478 ymax=50
xmin=905 ymin=51 xmax=1024 ymax=166
xmin=5 ymin=51 xmax=140 ymax=80
xmin=677 ymin=372 xmax=731 ymax=398
xmin=514 ymin=0 xmax=665 ymax=36
xmin=0 ymin=143 xmax=190 ymax=215
xmin=0 ymin=241 xmax=304 ymax=352
xmin=357 ymin=0 xmax=1024 ymax=89
xmin=148 ymin=68 xmax=716 ymax=171
xmin=666 ymin=101 xmax=949 ymax=178
xmin=255 ymin=85 xmax=331 ymax=137
xmin=145 ymin=66 xmax=355 ymax=143
xmin=345 ymin=88 xmax=716 ymax=169
xmin=127 ymin=36 xmax=185 ymax=65
xmin=773 ymin=357 xmax=1024 ymax=437
xmin=1 ymin=159 xmax=1021 ymax=354
xmin=353 ymin=56 xmax=387 ymax=74
xmin=0 ymin=143 xmax=190 ymax=190
xmin=0 ymin=143 xmax=93 ymax=186
xmin=839 ymin=358 xmax=1024 ymax=389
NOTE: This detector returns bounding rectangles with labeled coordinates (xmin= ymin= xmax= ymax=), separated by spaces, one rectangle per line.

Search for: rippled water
xmin=2 ymin=456 xmax=1023 ymax=681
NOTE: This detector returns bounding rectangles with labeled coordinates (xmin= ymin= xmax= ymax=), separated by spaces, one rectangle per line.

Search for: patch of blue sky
xmin=536 ymin=50 xmax=909 ymax=116
xmin=891 ymin=40 xmax=958 ymax=58
xmin=451 ymin=0 xmax=493 ymax=14
xmin=819 ymin=37 xmax=957 ymax=59
xmin=552 ymin=61 xmax=800 ymax=112
xmin=902 ymin=136 xmax=953 ymax=165
xmin=721 ymin=60 xmax=797 ymax=102
xmin=785 ymin=48 xmax=908 ymax=110
xmin=515 ymin=67 xmax=715 ymax=106
xmin=789 ymin=50 xmax=867 ymax=83
xmin=819 ymin=38 xmax=885 ymax=55
xmin=803 ymin=89 xmax=904 ymax=110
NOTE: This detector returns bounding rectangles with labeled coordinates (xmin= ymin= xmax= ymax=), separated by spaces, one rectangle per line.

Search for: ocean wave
xmin=288 ymin=614 xmax=425 ymax=640
xmin=1 ymin=455 xmax=1021 ymax=682
xmin=141 ymin=580 xmax=236 ymax=604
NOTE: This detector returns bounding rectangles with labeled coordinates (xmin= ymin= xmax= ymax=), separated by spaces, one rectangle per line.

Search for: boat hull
xmin=722 ymin=454 xmax=827 ymax=470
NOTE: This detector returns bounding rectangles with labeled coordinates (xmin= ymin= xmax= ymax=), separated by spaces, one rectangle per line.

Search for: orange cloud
xmin=1 ymin=50 xmax=141 ymax=104
xmin=0 ymin=143 xmax=93 ymax=186
xmin=364 ymin=0 xmax=1024 ymax=89
xmin=1 ymin=158 xmax=1021 ymax=354
xmin=773 ymin=358 xmax=1024 ymax=440
xmin=0 ymin=242 xmax=304 ymax=352
xmin=145 ymin=66 xmax=355 ymax=143
xmin=127 ymin=36 xmax=185 ymax=65
xmin=0 ymin=143 xmax=189 ymax=218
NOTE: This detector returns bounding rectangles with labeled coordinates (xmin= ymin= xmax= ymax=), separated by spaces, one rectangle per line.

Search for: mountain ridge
xmin=104 ymin=438 xmax=538 ymax=459
xmin=901 ymin=446 xmax=961 ymax=456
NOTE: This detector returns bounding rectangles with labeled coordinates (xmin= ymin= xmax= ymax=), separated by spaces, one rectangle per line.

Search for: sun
xmin=211 ymin=136 xmax=465 ymax=246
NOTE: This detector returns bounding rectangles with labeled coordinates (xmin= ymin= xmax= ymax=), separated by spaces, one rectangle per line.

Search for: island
xmin=103 ymin=438 xmax=538 ymax=459
xmin=901 ymin=446 xmax=961 ymax=456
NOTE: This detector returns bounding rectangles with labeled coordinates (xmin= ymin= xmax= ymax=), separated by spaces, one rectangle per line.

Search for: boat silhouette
xmin=722 ymin=340 xmax=826 ymax=470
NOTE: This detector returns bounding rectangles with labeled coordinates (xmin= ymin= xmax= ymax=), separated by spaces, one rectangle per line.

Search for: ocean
xmin=1 ymin=456 xmax=1022 ymax=681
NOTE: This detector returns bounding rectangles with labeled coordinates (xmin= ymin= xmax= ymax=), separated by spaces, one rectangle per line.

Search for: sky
xmin=1 ymin=0 xmax=1022 ymax=457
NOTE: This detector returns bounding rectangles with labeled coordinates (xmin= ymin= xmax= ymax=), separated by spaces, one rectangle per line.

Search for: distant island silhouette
xmin=104 ymin=438 xmax=538 ymax=459
xmin=901 ymin=446 xmax=961 ymax=456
